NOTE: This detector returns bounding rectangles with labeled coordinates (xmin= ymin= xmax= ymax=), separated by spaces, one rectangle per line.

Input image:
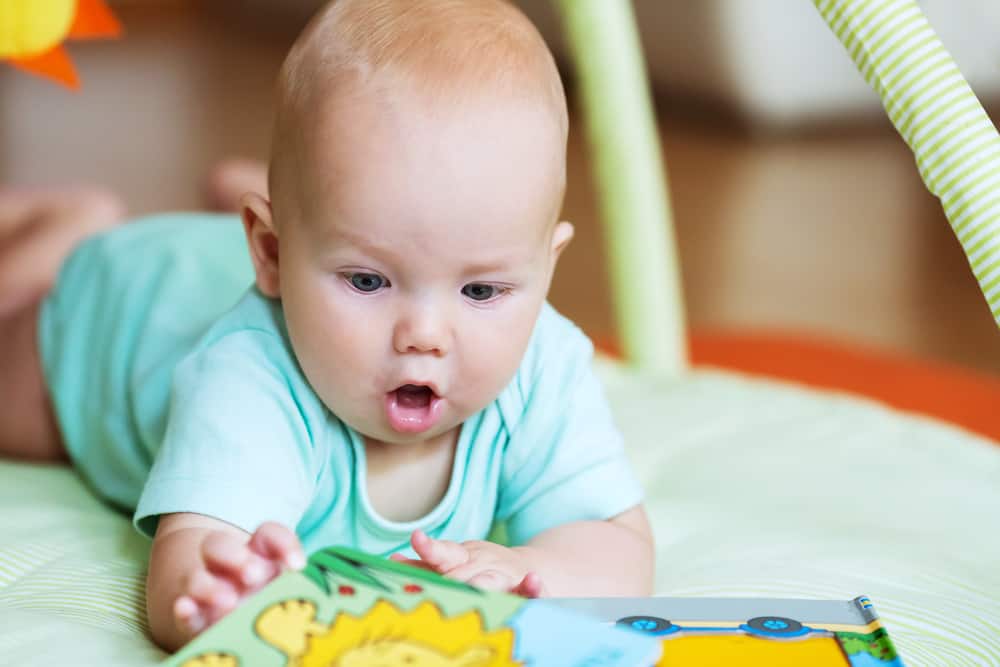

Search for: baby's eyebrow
xmin=321 ymin=226 xmax=396 ymax=260
xmin=463 ymin=260 xmax=512 ymax=275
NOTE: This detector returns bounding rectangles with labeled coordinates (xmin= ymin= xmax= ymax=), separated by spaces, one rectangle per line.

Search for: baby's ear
xmin=551 ymin=220 xmax=575 ymax=262
xmin=241 ymin=193 xmax=281 ymax=298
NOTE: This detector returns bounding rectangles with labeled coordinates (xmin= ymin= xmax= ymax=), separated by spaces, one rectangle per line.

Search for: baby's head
xmin=242 ymin=0 xmax=573 ymax=446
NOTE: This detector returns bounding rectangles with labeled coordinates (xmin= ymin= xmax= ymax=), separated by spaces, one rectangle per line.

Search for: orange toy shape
xmin=0 ymin=0 xmax=122 ymax=89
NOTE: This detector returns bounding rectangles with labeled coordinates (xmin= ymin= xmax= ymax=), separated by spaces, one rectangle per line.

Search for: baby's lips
xmin=384 ymin=391 xmax=444 ymax=433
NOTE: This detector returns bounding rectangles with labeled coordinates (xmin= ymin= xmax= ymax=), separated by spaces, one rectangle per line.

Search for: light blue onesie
xmin=38 ymin=214 xmax=644 ymax=554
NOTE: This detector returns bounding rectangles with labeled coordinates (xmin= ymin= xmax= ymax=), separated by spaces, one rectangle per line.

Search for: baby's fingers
xmin=202 ymin=532 xmax=277 ymax=589
xmin=410 ymin=530 xmax=469 ymax=573
xmin=248 ymin=522 xmax=306 ymax=571
xmin=175 ymin=570 xmax=240 ymax=634
xmin=187 ymin=569 xmax=240 ymax=612
xmin=511 ymin=572 xmax=545 ymax=598
xmin=174 ymin=595 xmax=206 ymax=635
xmin=466 ymin=569 xmax=513 ymax=592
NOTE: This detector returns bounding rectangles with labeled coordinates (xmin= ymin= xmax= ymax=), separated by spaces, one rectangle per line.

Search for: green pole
xmin=555 ymin=0 xmax=686 ymax=375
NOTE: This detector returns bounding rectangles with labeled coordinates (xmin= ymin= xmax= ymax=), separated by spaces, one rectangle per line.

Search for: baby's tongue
xmin=396 ymin=384 xmax=432 ymax=408
xmin=385 ymin=385 xmax=440 ymax=434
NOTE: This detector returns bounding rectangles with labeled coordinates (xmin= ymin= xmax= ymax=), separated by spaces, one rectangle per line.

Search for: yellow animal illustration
xmin=179 ymin=652 xmax=239 ymax=667
xmin=255 ymin=598 xmax=521 ymax=667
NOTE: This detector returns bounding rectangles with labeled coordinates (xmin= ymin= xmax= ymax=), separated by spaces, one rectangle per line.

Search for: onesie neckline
xmin=348 ymin=421 xmax=473 ymax=539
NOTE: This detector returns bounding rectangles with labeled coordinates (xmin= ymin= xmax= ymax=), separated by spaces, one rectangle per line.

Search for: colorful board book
xmin=552 ymin=595 xmax=904 ymax=666
xmin=164 ymin=545 xmax=905 ymax=666
xmin=163 ymin=546 xmax=663 ymax=666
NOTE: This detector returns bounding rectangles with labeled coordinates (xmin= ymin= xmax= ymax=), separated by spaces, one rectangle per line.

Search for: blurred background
xmin=3 ymin=0 xmax=1000 ymax=376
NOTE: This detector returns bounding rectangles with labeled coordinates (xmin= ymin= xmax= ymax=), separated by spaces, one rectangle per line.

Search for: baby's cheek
xmin=464 ymin=331 xmax=524 ymax=402
xmin=289 ymin=317 xmax=377 ymax=413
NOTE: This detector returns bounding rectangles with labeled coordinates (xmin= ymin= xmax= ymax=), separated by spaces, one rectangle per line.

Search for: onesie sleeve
xmin=134 ymin=329 xmax=318 ymax=538
xmin=495 ymin=307 xmax=644 ymax=545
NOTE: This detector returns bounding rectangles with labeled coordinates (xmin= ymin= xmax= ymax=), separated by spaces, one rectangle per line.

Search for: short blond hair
xmin=269 ymin=0 xmax=567 ymax=211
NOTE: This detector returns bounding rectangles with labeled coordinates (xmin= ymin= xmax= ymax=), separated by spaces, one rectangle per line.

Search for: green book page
xmin=164 ymin=547 xmax=660 ymax=667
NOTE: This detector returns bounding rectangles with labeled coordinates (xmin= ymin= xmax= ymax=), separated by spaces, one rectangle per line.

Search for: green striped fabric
xmin=814 ymin=0 xmax=1000 ymax=324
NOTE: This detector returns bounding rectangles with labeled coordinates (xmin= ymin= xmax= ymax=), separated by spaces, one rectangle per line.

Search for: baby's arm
xmin=146 ymin=513 xmax=306 ymax=652
xmin=515 ymin=504 xmax=654 ymax=595
xmin=397 ymin=504 xmax=654 ymax=597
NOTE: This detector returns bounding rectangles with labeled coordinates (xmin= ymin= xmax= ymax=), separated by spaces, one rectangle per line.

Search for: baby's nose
xmin=392 ymin=309 xmax=450 ymax=356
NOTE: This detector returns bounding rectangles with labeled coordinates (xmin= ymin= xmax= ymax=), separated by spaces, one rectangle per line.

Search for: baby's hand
xmin=391 ymin=530 xmax=545 ymax=597
xmin=173 ymin=522 xmax=306 ymax=636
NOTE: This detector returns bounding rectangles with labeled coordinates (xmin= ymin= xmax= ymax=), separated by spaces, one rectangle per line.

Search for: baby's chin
xmin=350 ymin=412 xmax=466 ymax=449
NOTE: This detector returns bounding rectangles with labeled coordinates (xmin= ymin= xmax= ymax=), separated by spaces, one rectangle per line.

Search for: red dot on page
xmin=338 ymin=585 xmax=355 ymax=595
xmin=404 ymin=584 xmax=423 ymax=593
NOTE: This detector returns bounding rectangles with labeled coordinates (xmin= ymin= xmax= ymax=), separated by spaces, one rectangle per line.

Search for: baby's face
xmin=275 ymin=92 xmax=568 ymax=447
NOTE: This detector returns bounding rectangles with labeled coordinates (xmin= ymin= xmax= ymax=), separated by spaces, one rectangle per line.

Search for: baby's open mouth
xmin=396 ymin=384 xmax=434 ymax=408
xmin=385 ymin=384 xmax=443 ymax=434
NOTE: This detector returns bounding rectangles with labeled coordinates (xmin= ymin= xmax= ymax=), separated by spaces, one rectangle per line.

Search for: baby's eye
xmin=348 ymin=272 xmax=387 ymax=293
xmin=461 ymin=283 xmax=500 ymax=301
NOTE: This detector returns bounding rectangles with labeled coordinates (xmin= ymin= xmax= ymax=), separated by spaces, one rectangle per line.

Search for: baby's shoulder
xmin=519 ymin=302 xmax=594 ymax=381
xmin=175 ymin=289 xmax=314 ymax=404
xmin=169 ymin=289 xmax=333 ymax=445
xmin=191 ymin=286 xmax=288 ymax=352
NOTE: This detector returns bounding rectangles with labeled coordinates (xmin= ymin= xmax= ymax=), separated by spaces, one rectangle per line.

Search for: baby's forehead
xmin=299 ymin=73 xmax=565 ymax=179
xmin=293 ymin=108 xmax=562 ymax=249
xmin=272 ymin=0 xmax=568 ymax=220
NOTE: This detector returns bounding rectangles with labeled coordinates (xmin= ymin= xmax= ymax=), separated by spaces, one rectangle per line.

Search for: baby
xmin=0 ymin=0 xmax=653 ymax=653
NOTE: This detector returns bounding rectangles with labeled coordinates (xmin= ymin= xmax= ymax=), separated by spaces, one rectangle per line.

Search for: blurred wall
xmin=517 ymin=0 xmax=1000 ymax=126
xmin=0 ymin=3 xmax=286 ymax=213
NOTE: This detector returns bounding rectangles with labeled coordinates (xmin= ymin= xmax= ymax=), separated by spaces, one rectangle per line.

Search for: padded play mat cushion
xmin=1 ymin=363 xmax=998 ymax=666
